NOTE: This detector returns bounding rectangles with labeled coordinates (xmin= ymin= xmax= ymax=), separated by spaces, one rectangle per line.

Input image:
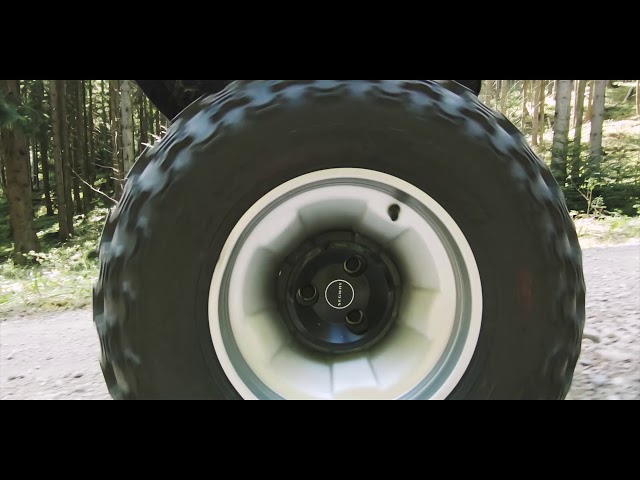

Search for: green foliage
xmin=0 ymin=91 xmax=23 ymax=129
xmin=574 ymin=216 xmax=640 ymax=247
xmin=2 ymin=80 xmax=638 ymax=316
xmin=0 ymin=195 xmax=8 ymax=241
xmin=564 ymin=182 xmax=640 ymax=217
xmin=0 ymin=87 xmax=42 ymax=136
xmin=499 ymin=81 xmax=639 ymax=217
xmin=605 ymin=85 xmax=638 ymax=120
xmin=0 ymin=207 xmax=108 ymax=315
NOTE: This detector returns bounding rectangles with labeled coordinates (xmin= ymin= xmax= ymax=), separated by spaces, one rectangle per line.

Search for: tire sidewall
xmin=111 ymin=82 xmax=581 ymax=399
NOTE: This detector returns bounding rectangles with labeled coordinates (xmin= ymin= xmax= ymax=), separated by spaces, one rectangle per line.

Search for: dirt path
xmin=1 ymin=245 xmax=638 ymax=400
xmin=0 ymin=310 xmax=109 ymax=400
xmin=567 ymin=244 xmax=639 ymax=400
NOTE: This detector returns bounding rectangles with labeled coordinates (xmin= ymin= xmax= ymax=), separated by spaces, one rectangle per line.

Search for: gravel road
xmin=1 ymin=244 xmax=638 ymax=400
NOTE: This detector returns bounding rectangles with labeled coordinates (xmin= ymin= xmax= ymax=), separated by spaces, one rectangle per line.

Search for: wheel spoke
xmin=389 ymin=229 xmax=439 ymax=289
xmin=398 ymin=287 xmax=439 ymax=340
xmin=421 ymin=289 xmax=457 ymax=344
xmin=233 ymin=247 xmax=280 ymax=316
xmin=356 ymin=198 xmax=408 ymax=244
xmin=297 ymin=193 xmax=367 ymax=236
xmin=234 ymin=307 xmax=289 ymax=365
xmin=269 ymin=345 xmax=333 ymax=399
xmin=331 ymin=355 xmax=380 ymax=399
xmin=254 ymin=210 xmax=306 ymax=256
xmin=369 ymin=324 xmax=432 ymax=391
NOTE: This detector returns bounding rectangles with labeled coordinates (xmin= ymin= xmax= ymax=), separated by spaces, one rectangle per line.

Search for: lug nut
xmin=296 ymin=285 xmax=318 ymax=306
xmin=344 ymin=256 xmax=365 ymax=276
xmin=346 ymin=310 xmax=365 ymax=326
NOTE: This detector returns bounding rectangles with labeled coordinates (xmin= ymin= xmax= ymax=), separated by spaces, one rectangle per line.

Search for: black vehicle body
xmin=135 ymin=80 xmax=482 ymax=119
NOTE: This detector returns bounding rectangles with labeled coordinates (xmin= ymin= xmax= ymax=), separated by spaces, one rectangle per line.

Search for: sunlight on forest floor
xmin=527 ymin=82 xmax=639 ymax=176
xmin=1 ymin=212 xmax=638 ymax=317
xmin=0 ymin=209 xmax=107 ymax=316
xmin=575 ymin=216 xmax=640 ymax=249
xmin=1 ymin=81 xmax=638 ymax=317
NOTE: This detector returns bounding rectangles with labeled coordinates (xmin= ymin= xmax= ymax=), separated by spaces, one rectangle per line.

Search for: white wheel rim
xmin=209 ymin=169 xmax=483 ymax=400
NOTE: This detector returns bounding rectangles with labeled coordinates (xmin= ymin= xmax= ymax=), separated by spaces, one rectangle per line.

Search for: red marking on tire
xmin=517 ymin=268 xmax=534 ymax=319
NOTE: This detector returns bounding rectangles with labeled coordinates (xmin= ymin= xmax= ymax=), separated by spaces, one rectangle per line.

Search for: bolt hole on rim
xmin=388 ymin=204 xmax=401 ymax=222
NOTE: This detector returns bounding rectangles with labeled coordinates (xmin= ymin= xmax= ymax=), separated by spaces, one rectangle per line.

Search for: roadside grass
xmin=2 ymin=207 xmax=637 ymax=316
xmin=574 ymin=215 xmax=640 ymax=248
xmin=0 ymin=200 xmax=107 ymax=316
xmin=1 ymin=81 xmax=638 ymax=316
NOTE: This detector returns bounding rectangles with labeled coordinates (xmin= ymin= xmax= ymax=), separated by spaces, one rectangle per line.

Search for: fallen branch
xmin=94 ymin=163 xmax=120 ymax=173
xmin=71 ymin=169 xmax=118 ymax=205
xmin=622 ymin=86 xmax=636 ymax=104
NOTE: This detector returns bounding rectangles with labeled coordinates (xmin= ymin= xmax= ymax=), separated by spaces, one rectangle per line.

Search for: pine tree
xmin=589 ymin=80 xmax=608 ymax=171
xmin=570 ymin=80 xmax=588 ymax=185
xmin=109 ymin=80 xmax=122 ymax=199
xmin=120 ymin=80 xmax=135 ymax=175
xmin=0 ymin=80 xmax=40 ymax=262
xmin=50 ymin=80 xmax=72 ymax=240
xmin=551 ymin=80 xmax=573 ymax=185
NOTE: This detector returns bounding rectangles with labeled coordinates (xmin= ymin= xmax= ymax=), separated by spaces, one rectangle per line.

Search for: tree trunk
xmin=132 ymin=89 xmax=137 ymax=158
xmin=538 ymin=80 xmax=547 ymax=148
xmin=0 ymin=80 xmax=40 ymax=263
xmin=20 ymin=81 xmax=34 ymax=194
xmin=67 ymin=81 xmax=83 ymax=214
xmin=0 ymin=141 xmax=6 ymax=191
xmin=25 ymin=137 xmax=33 ymax=192
xmin=109 ymin=80 xmax=122 ymax=199
xmin=39 ymin=126 xmax=54 ymax=217
xmin=31 ymin=139 xmax=40 ymax=191
xmin=532 ymin=80 xmax=543 ymax=147
xmin=82 ymin=81 xmax=89 ymax=189
xmin=76 ymin=79 xmax=90 ymax=212
xmin=120 ymin=80 xmax=135 ymax=176
xmin=149 ymin=100 xmax=156 ymax=138
xmin=500 ymin=80 xmax=509 ymax=114
xmin=87 ymin=80 xmax=96 ymax=189
xmin=551 ymin=80 xmax=572 ymax=186
xmin=0 ymin=132 xmax=5 ymax=192
xmin=50 ymin=80 xmax=72 ymax=240
xmin=636 ymin=80 xmax=639 ymax=115
xmin=140 ymin=94 xmax=148 ymax=151
xmin=586 ymin=80 xmax=595 ymax=122
xmin=61 ymin=82 xmax=74 ymax=233
xmin=100 ymin=79 xmax=109 ymax=158
xmin=35 ymin=81 xmax=54 ymax=216
xmin=522 ymin=80 xmax=530 ymax=129
xmin=572 ymin=80 xmax=585 ymax=127
xmin=589 ymin=80 xmax=608 ymax=167
xmin=484 ymin=80 xmax=494 ymax=107
xmin=570 ymin=80 xmax=588 ymax=185
xmin=572 ymin=80 xmax=585 ymax=128
xmin=154 ymin=107 xmax=160 ymax=136
xmin=100 ymin=80 xmax=110 ymax=190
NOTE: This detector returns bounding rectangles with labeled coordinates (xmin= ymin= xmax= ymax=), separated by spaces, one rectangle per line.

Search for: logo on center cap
xmin=325 ymin=280 xmax=355 ymax=310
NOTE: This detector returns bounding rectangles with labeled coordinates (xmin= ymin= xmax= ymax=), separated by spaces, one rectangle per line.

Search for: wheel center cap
xmin=277 ymin=231 xmax=401 ymax=354
xmin=325 ymin=279 xmax=355 ymax=310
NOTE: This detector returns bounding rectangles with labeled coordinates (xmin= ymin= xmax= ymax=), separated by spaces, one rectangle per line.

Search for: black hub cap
xmin=277 ymin=232 xmax=402 ymax=354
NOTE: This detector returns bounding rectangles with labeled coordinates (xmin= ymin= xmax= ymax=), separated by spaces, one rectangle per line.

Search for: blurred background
xmin=1 ymin=80 xmax=638 ymax=400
